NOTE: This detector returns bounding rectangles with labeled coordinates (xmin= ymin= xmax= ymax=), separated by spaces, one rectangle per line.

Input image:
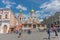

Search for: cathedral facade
xmin=18 ymin=9 xmax=41 ymax=31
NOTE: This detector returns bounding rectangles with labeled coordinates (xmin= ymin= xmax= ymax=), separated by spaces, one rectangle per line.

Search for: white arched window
xmin=5 ymin=14 xmax=8 ymax=19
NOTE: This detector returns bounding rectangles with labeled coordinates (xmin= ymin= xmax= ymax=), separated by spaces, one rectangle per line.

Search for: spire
xmin=20 ymin=8 xmax=22 ymax=14
xmin=30 ymin=9 xmax=35 ymax=17
xmin=19 ymin=8 xmax=23 ymax=18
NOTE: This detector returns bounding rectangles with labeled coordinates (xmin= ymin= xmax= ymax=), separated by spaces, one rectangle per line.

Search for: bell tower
xmin=30 ymin=9 xmax=34 ymax=17
xmin=18 ymin=8 xmax=23 ymax=22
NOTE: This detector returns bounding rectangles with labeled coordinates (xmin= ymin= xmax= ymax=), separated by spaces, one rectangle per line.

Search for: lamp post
xmin=59 ymin=16 xmax=60 ymax=26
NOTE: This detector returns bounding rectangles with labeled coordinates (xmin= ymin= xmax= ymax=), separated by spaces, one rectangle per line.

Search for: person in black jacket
xmin=27 ymin=29 xmax=31 ymax=34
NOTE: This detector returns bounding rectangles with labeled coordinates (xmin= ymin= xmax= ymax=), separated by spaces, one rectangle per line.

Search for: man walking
xmin=53 ymin=25 xmax=58 ymax=38
xmin=47 ymin=27 xmax=50 ymax=40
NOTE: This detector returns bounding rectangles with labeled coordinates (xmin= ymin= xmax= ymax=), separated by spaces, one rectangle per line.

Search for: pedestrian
xmin=53 ymin=26 xmax=58 ymax=38
xmin=18 ymin=29 xmax=22 ymax=38
xmin=15 ymin=25 xmax=19 ymax=34
xmin=46 ymin=27 xmax=50 ymax=40
xmin=27 ymin=29 xmax=31 ymax=34
xmin=55 ymin=30 xmax=58 ymax=36
xmin=38 ymin=27 xmax=40 ymax=32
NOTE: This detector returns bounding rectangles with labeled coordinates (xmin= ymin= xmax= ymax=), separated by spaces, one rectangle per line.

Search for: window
xmin=37 ymin=24 xmax=40 ymax=27
xmin=5 ymin=14 xmax=8 ymax=19
xmin=4 ymin=12 xmax=9 ymax=19
xmin=20 ymin=18 xmax=21 ymax=20
xmin=29 ymin=24 xmax=31 ymax=27
xmin=54 ymin=22 xmax=56 ymax=25
xmin=0 ymin=22 xmax=2 ymax=26
xmin=24 ymin=24 xmax=27 ymax=27
xmin=33 ymin=19 xmax=35 ymax=23
xmin=57 ymin=21 xmax=59 ymax=24
xmin=0 ymin=24 xmax=1 ymax=26
xmin=0 ymin=15 xmax=2 ymax=19
xmin=0 ymin=10 xmax=2 ymax=14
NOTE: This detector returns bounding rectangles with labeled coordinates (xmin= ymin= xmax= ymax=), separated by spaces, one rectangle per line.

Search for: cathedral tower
xmin=30 ymin=9 xmax=34 ymax=18
xmin=18 ymin=8 xmax=23 ymax=22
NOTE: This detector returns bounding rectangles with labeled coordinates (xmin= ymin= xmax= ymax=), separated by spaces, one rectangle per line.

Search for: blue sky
xmin=0 ymin=0 xmax=60 ymax=21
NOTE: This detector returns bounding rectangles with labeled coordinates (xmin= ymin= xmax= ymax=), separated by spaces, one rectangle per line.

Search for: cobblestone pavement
xmin=0 ymin=32 xmax=60 ymax=40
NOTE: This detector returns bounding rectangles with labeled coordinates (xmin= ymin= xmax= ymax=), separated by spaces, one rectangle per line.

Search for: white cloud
xmin=35 ymin=11 xmax=42 ymax=19
xmin=35 ymin=10 xmax=40 ymax=13
xmin=5 ymin=5 xmax=11 ymax=8
xmin=16 ymin=5 xmax=27 ymax=11
xmin=0 ymin=8 xmax=3 ymax=9
xmin=39 ymin=0 xmax=60 ymax=18
xmin=35 ymin=10 xmax=52 ymax=19
xmin=40 ymin=0 xmax=60 ymax=12
xmin=23 ymin=14 xmax=29 ymax=19
xmin=2 ymin=0 xmax=16 ymax=8
xmin=15 ymin=13 xmax=29 ymax=19
xmin=35 ymin=10 xmax=45 ymax=18
xmin=15 ymin=13 xmax=19 ymax=17
xmin=2 ymin=0 xmax=16 ymax=5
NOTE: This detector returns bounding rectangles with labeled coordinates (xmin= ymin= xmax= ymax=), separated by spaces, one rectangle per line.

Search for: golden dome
xmin=31 ymin=9 xmax=34 ymax=13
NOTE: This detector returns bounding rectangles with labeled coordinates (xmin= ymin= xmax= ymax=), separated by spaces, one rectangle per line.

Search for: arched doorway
xmin=33 ymin=24 xmax=36 ymax=28
xmin=3 ymin=25 xmax=7 ymax=33
xmin=33 ymin=24 xmax=37 ymax=31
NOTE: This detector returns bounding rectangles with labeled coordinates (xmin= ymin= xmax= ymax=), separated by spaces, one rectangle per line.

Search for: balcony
xmin=2 ymin=19 xmax=10 ymax=22
xmin=2 ymin=18 xmax=10 ymax=20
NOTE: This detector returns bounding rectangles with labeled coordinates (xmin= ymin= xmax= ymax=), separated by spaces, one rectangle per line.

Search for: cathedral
xmin=18 ymin=9 xmax=42 ymax=31
xmin=0 ymin=8 xmax=46 ymax=33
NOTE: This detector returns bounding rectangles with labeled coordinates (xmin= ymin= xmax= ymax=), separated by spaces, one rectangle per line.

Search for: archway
xmin=3 ymin=25 xmax=7 ymax=33
xmin=33 ymin=24 xmax=36 ymax=28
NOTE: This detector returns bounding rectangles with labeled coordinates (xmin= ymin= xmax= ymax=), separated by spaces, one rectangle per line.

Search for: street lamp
xmin=59 ymin=16 xmax=60 ymax=26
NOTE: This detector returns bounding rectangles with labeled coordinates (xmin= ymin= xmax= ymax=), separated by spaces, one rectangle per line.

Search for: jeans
xmin=47 ymin=31 xmax=50 ymax=39
xmin=15 ymin=30 xmax=18 ymax=34
xmin=48 ymin=33 xmax=50 ymax=39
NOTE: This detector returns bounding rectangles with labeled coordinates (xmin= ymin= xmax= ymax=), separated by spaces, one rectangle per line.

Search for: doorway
xmin=33 ymin=24 xmax=36 ymax=28
xmin=3 ymin=25 xmax=7 ymax=33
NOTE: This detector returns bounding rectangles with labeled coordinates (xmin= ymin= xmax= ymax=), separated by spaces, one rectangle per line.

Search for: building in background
xmin=0 ymin=8 xmax=46 ymax=33
xmin=18 ymin=9 xmax=45 ymax=31
xmin=42 ymin=12 xmax=60 ymax=27
xmin=0 ymin=9 xmax=16 ymax=33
